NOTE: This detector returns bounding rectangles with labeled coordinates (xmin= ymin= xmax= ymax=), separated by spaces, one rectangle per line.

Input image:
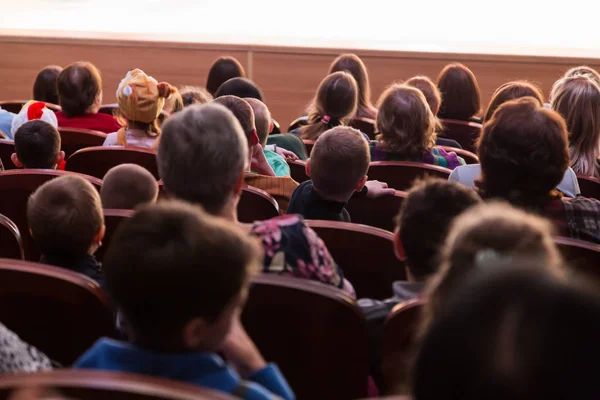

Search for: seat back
xmin=66 ymin=146 xmax=159 ymax=180
xmin=576 ymin=174 xmax=600 ymax=200
xmin=0 ymin=370 xmax=236 ymax=399
xmin=302 ymin=139 xmax=316 ymax=155
xmin=288 ymin=115 xmax=309 ymax=132
xmin=307 ymin=220 xmax=404 ymax=299
xmin=95 ymin=209 xmax=133 ymax=262
xmin=288 ymin=159 xmax=310 ymax=183
xmin=556 ymin=236 xmax=600 ymax=288
xmin=0 ymin=139 xmax=16 ymax=170
xmin=349 ymin=117 xmax=376 ymax=140
xmin=438 ymin=145 xmax=479 ymax=164
xmin=0 ymin=170 xmax=102 ymax=260
xmin=345 ymin=191 xmax=407 ymax=232
xmin=242 ymin=274 xmax=369 ymax=400
xmin=0 ymin=213 xmax=24 ymax=260
xmin=439 ymin=119 xmax=482 ymax=152
xmin=0 ymin=100 xmax=26 ymax=114
xmin=367 ymin=162 xmax=451 ymax=192
xmin=59 ymin=128 xmax=107 ymax=158
xmin=238 ymin=186 xmax=279 ymax=223
xmin=0 ymin=259 xmax=114 ymax=365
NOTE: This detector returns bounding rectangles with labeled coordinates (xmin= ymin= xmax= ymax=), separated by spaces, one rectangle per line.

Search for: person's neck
xmin=313 ymin=185 xmax=353 ymax=203
xmin=219 ymin=198 xmax=239 ymax=223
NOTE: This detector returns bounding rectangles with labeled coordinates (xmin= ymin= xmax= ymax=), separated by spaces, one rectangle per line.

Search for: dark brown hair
xmin=33 ymin=65 xmax=62 ymax=105
xmin=100 ymin=164 xmax=159 ymax=209
xmin=212 ymin=95 xmax=255 ymax=144
xmin=206 ymin=57 xmax=246 ymax=96
xmin=328 ymin=54 xmax=376 ymax=119
xmin=14 ymin=120 xmax=61 ymax=169
xmin=484 ymin=81 xmax=544 ymax=123
xmin=437 ymin=63 xmax=481 ymax=121
xmin=215 ymin=78 xmax=263 ymax=101
xmin=57 ymin=62 xmax=102 ymax=117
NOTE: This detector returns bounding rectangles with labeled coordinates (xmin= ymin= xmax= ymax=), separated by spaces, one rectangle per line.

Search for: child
xmin=11 ymin=120 xmax=65 ymax=169
xmin=180 ymin=85 xmax=213 ymax=107
xmin=27 ymin=175 xmax=105 ymax=283
xmin=33 ymin=65 xmax=63 ymax=105
xmin=436 ymin=63 xmax=482 ymax=123
xmin=104 ymin=69 xmax=175 ymax=149
xmin=74 ymin=201 xmax=294 ymax=400
xmin=215 ymin=77 xmax=264 ymax=101
xmin=10 ymin=101 xmax=59 ymax=141
xmin=206 ymin=56 xmax=246 ymax=96
xmin=372 ymin=84 xmax=465 ymax=169
xmin=328 ymin=53 xmax=377 ymax=120
xmin=100 ymin=164 xmax=159 ymax=209
xmin=287 ymin=126 xmax=394 ymax=222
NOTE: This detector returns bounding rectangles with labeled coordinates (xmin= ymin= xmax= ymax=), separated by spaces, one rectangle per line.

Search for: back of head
xmin=550 ymin=75 xmax=600 ymax=177
xmin=57 ymin=61 xmax=102 ymax=117
xmin=245 ymin=98 xmax=271 ymax=147
xmin=102 ymin=201 xmax=260 ymax=350
xmin=212 ymin=96 xmax=256 ymax=143
xmin=14 ymin=120 xmax=61 ymax=169
xmin=483 ymin=81 xmax=544 ymax=123
xmin=405 ymin=76 xmax=442 ymax=115
xmin=310 ymin=126 xmax=369 ymax=198
xmin=101 ymin=164 xmax=158 ymax=209
xmin=300 ymin=71 xmax=358 ymax=140
xmin=328 ymin=53 xmax=373 ymax=115
xmin=563 ymin=65 xmax=600 ymax=86
xmin=214 ymin=77 xmax=264 ymax=101
xmin=206 ymin=56 xmax=246 ymax=96
xmin=376 ymin=84 xmax=437 ymax=157
xmin=413 ymin=268 xmax=600 ymax=400
xmin=33 ymin=65 xmax=63 ymax=105
xmin=27 ymin=175 xmax=103 ymax=259
xmin=478 ymin=97 xmax=569 ymax=208
xmin=157 ymin=103 xmax=247 ymax=215
xmin=436 ymin=63 xmax=481 ymax=120
xmin=396 ymin=179 xmax=481 ymax=280
xmin=180 ymin=86 xmax=213 ymax=107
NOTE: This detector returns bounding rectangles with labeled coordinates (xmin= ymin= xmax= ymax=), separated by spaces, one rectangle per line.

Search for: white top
xmin=103 ymin=129 xmax=157 ymax=149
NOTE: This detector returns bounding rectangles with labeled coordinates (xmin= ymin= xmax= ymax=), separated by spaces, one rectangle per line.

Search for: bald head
xmin=101 ymin=164 xmax=159 ymax=209
xmin=245 ymin=98 xmax=271 ymax=147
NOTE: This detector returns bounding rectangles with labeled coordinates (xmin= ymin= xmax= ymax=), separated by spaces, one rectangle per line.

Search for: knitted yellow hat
xmin=116 ymin=69 xmax=173 ymax=123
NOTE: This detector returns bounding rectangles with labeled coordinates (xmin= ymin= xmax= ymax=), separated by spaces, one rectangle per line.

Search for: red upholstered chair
xmin=95 ymin=209 xmax=133 ymax=263
xmin=0 ymin=100 xmax=26 ymax=114
xmin=367 ymin=162 xmax=451 ymax=192
xmin=238 ymin=186 xmax=279 ymax=223
xmin=0 ymin=370 xmax=236 ymax=400
xmin=0 ymin=213 xmax=24 ymax=260
xmin=0 ymin=139 xmax=16 ymax=170
xmin=66 ymin=146 xmax=159 ymax=180
xmin=306 ymin=220 xmax=404 ymax=299
xmin=302 ymin=140 xmax=316 ymax=156
xmin=288 ymin=159 xmax=309 ymax=183
xmin=382 ymin=298 xmax=425 ymax=394
xmin=345 ymin=191 xmax=407 ymax=232
xmin=0 ymin=258 xmax=114 ymax=365
xmin=350 ymin=116 xmax=377 ymax=140
xmin=439 ymin=118 xmax=482 ymax=152
xmin=288 ymin=115 xmax=309 ymax=132
xmin=59 ymin=127 xmax=107 ymax=158
xmin=438 ymin=145 xmax=479 ymax=164
xmin=242 ymin=274 xmax=369 ymax=400
xmin=576 ymin=174 xmax=600 ymax=200
xmin=556 ymin=236 xmax=600 ymax=289
xmin=0 ymin=169 xmax=102 ymax=261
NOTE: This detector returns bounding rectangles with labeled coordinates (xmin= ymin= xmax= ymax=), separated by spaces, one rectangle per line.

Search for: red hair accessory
xmin=27 ymin=102 xmax=46 ymax=121
xmin=321 ymin=115 xmax=331 ymax=124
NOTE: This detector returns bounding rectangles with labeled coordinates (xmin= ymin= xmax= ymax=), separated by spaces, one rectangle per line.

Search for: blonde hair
xmin=551 ymin=76 xmax=600 ymax=177
xmin=375 ymin=84 xmax=437 ymax=157
xmin=405 ymin=76 xmax=444 ymax=133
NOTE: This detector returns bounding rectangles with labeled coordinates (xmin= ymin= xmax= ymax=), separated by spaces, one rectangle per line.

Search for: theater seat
xmin=242 ymin=274 xmax=369 ymax=400
xmin=288 ymin=160 xmax=309 ymax=183
xmin=576 ymin=174 xmax=600 ymax=200
xmin=349 ymin=116 xmax=376 ymax=140
xmin=238 ymin=186 xmax=279 ymax=223
xmin=367 ymin=162 xmax=451 ymax=192
xmin=306 ymin=220 xmax=404 ymax=299
xmin=345 ymin=191 xmax=407 ymax=232
xmin=288 ymin=115 xmax=309 ymax=132
xmin=59 ymin=128 xmax=107 ymax=158
xmin=302 ymin=139 xmax=316 ymax=155
xmin=556 ymin=236 xmax=600 ymax=289
xmin=0 ymin=213 xmax=24 ymax=260
xmin=438 ymin=145 xmax=479 ymax=165
xmin=0 ymin=100 xmax=60 ymax=114
xmin=0 ymin=258 xmax=114 ymax=365
xmin=0 ymin=139 xmax=16 ymax=170
xmin=95 ymin=209 xmax=133 ymax=263
xmin=439 ymin=119 xmax=482 ymax=152
xmin=66 ymin=146 xmax=159 ymax=180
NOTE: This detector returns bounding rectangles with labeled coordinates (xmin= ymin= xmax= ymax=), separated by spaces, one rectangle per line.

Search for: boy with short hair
xmin=27 ymin=175 xmax=105 ymax=282
xmin=74 ymin=201 xmax=294 ymax=400
xmin=11 ymin=120 xmax=65 ymax=169
xmin=100 ymin=164 xmax=159 ymax=209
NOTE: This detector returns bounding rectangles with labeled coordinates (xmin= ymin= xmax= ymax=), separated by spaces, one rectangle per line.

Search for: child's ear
xmin=354 ymin=176 xmax=368 ymax=192
xmin=305 ymin=158 xmax=311 ymax=177
xmin=10 ymin=153 xmax=23 ymax=168
xmin=268 ymin=121 xmax=274 ymax=134
xmin=55 ymin=151 xmax=65 ymax=168
xmin=95 ymin=224 xmax=106 ymax=244
xmin=393 ymin=228 xmax=406 ymax=261
xmin=182 ymin=317 xmax=210 ymax=349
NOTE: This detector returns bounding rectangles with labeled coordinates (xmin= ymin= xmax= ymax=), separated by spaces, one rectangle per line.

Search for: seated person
xmin=27 ymin=175 xmax=105 ymax=283
xmin=10 ymin=101 xmax=58 ymax=141
xmin=100 ymin=164 xmax=158 ymax=209
xmin=436 ymin=63 xmax=482 ymax=124
xmin=372 ymin=84 xmax=465 ymax=169
xmin=287 ymin=126 xmax=394 ymax=222
xmin=33 ymin=65 xmax=63 ymax=105
xmin=11 ymin=120 xmax=65 ymax=169
xmin=0 ymin=106 xmax=13 ymax=138
xmin=157 ymin=103 xmax=355 ymax=296
xmin=104 ymin=69 xmax=175 ymax=149
xmin=180 ymin=85 xmax=213 ymax=107
xmin=55 ymin=62 xmax=121 ymax=133
xmin=74 ymin=201 xmax=295 ymax=400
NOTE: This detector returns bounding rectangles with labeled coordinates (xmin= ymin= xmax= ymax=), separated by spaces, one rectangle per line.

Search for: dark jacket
xmin=40 ymin=253 xmax=103 ymax=284
xmin=287 ymin=180 xmax=351 ymax=222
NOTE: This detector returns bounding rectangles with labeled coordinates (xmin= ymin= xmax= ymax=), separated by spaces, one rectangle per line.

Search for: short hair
xmin=14 ymin=120 xmax=61 ymax=169
xmin=27 ymin=175 xmax=103 ymax=259
xmin=206 ymin=56 xmax=246 ymax=96
xmin=484 ymin=81 xmax=544 ymax=122
xmin=406 ymin=76 xmax=442 ymax=115
xmin=102 ymin=201 xmax=260 ymax=349
xmin=563 ymin=65 xmax=600 ymax=86
xmin=33 ymin=65 xmax=63 ymax=105
xmin=395 ymin=179 xmax=481 ymax=280
xmin=57 ymin=61 xmax=102 ymax=117
xmin=100 ymin=164 xmax=159 ymax=209
xmin=245 ymin=98 xmax=271 ymax=146
xmin=215 ymin=77 xmax=264 ymax=101
xmin=157 ymin=104 xmax=248 ymax=215
xmin=180 ymin=86 xmax=212 ymax=107
xmin=328 ymin=53 xmax=376 ymax=118
xmin=310 ymin=126 xmax=369 ymax=198
xmin=376 ymin=84 xmax=437 ymax=157
xmin=437 ymin=63 xmax=481 ymax=121
xmin=299 ymin=71 xmax=358 ymax=140
xmin=478 ymin=97 xmax=570 ymax=209
xmin=212 ymin=95 xmax=255 ymax=142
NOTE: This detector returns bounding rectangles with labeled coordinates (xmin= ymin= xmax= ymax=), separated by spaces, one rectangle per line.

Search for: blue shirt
xmin=74 ymin=338 xmax=295 ymax=400
xmin=0 ymin=108 xmax=15 ymax=139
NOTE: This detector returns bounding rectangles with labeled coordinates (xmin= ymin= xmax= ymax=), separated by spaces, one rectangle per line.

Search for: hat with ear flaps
xmin=116 ymin=69 xmax=174 ymax=124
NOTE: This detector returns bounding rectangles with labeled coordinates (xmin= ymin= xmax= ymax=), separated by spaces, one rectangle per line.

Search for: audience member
xmin=10 ymin=101 xmax=59 ymax=141
xmin=206 ymin=56 xmax=246 ymax=96
xmin=328 ymin=53 xmax=377 ymax=120
xmin=100 ymin=164 xmax=158 ymax=209
xmin=33 ymin=65 xmax=63 ymax=105
xmin=162 ymin=87 xmax=183 ymax=114
xmin=288 ymin=126 xmax=394 ymax=221
xmin=74 ymin=201 xmax=294 ymax=400
xmin=11 ymin=120 xmax=64 ymax=169
xmin=550 ymin=75 xmax=600 ymax=177
xmin=563 ymin=65 xmax=600 ymax=86
xmin=0 ymin=106 xmax=13 ymax=139
xmin=180 ymin=85 xmax=213 ymax=107
xmin=55 ymin=62 xmax=120 ymax=133
xmin=27 ymin=175 xmax=104 ymax=283
xmin=215 ymin=77 xmax=264 ymax=101
xmin=104 ymin=69 xmax=175 ymax=149
xmin=371 ymin=84 xmax=465 ymax=169
xmin=436 ymin=63 xmax=482 ymax=123
xmin=0 ymin=322 xmax=52 ymax=373
xmin=483 ymin=80 xmax=544 ymax=122
xmin=157 ymin=103 xmax=355 ymax=295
